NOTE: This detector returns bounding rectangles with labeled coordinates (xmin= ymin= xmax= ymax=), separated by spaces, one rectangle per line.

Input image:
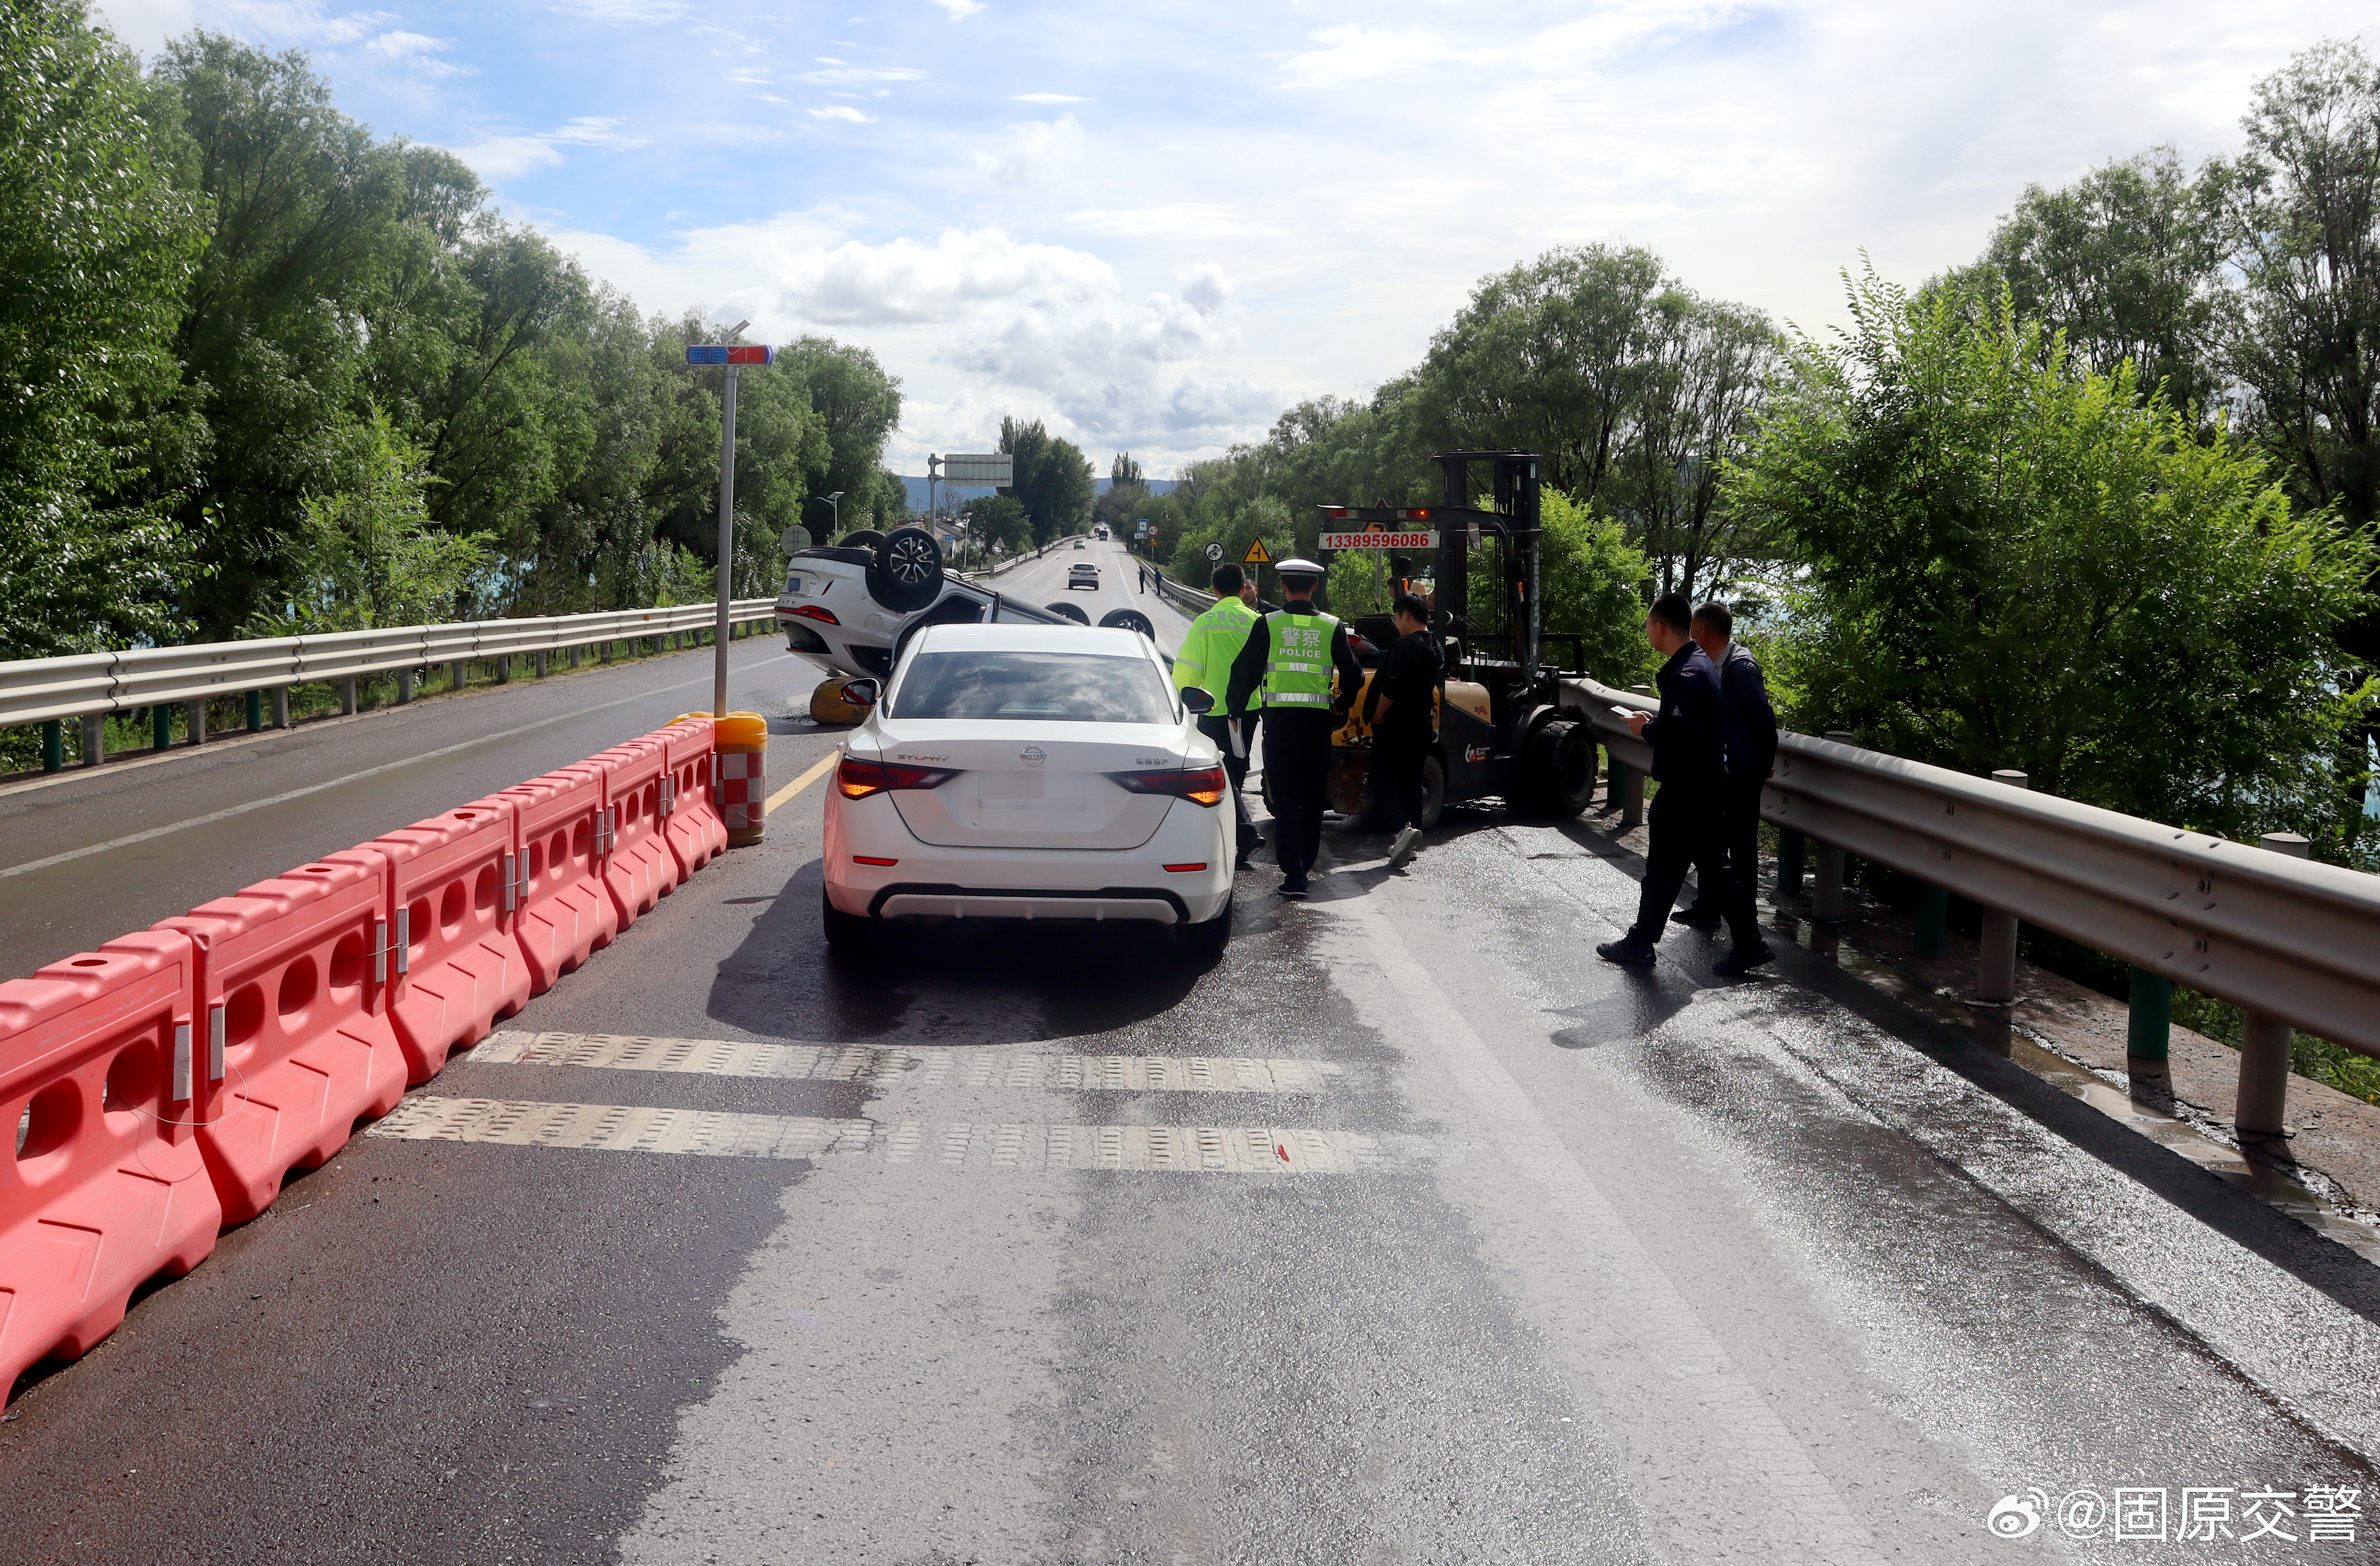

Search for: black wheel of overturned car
xmin=1517 ymin=718 xmax=1596 ymax=818
xmin=1176 ymin=894 xmax=1232 ymax=962
xmin=822 ymin=888 xmax=874 ymax=952
xmin=1098 ymin=607 xmax=1156 ymax=638
xmin=1042 ymin=600 xmax=1090 ymax=624
xmin=837 ymin=529 xmax=887 ymax=551
xmin=870 ymin=527 xmax=945 ymax=613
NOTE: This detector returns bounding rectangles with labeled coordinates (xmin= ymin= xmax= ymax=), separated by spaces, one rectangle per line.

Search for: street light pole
xmin=714 ymin=359 xmax=737 ymax=716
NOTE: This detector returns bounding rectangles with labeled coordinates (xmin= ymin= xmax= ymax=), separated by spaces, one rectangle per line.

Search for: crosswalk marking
xmin=472 ymin=1031 xmax=1347 ymax=1095
xmin=368 ymin=1095 xmax=1381 ymax=1173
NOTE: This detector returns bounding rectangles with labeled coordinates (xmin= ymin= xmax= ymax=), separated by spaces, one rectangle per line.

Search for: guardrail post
xmin=1913 ymin=886 xmax=1948 ymax=958
xmin=1974 ymin=769 xmax=2030 ymax=1004
xmin=397 ymin=668 xmax=414 ymax=704
xmin=534 ymin=650 xmax=548 ymax=679
xmin=496 ymin=655 xmax=512 ymax=685
xmin=340 ymin=677 xmax=358 ymax=715
xmin=246 ymin=690 xmax=263 ymax=732
xmin=271 ymin=686 xmax=290 ymax=728
xmin=153 ymin=703 xmax=172 ymax=751
xmin=1777 ymin=829 xmax=1803 ymax=895
xmin=451 ymin=659 xmax=468 ymax=692
xmin=1808 ymin=732 xmax=1856 ymax=920
xmin=1604 ymin=755 xmax=1628 ymax=810
xmin=2236 ymin=831 xmax=2313 ymax=1141
xmin=2127 ymin=968 xmax=2172 ymax=1062
xmin=81 ymin=713 xmax=104 ymax=766
xmin=42 ymin=719 xmax=62 ymax=773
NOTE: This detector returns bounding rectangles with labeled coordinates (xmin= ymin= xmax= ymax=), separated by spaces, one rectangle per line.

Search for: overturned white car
xmin=777 ymin=527 xmax=1155 ymax=680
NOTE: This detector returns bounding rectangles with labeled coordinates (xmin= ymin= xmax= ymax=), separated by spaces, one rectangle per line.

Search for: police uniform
xmin=1172 ymin=588 xmax=1263 ymax=858
xmin=1224 ymin=562 xmax=1364 ymax=899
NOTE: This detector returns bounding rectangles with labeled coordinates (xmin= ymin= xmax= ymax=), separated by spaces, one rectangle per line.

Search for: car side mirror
xmin=1180 ymin=687 xmax=1215 ymax=715
xmin=841 ymin=679 xmax=880 ymax=708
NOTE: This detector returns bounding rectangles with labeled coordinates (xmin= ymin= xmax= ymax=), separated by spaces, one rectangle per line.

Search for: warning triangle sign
xmin=1242 ymin=537 xmax=1273 ymax=565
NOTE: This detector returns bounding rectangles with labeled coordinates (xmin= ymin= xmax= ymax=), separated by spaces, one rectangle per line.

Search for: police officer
xmin=1173 ymin=561 xmax=1265 ymax=865
xmin=1595 ymin=592 xmax=1773 ymax=975
xmin=1226 ymin=558 xmax=1363 ymax=900
xmin=1672 ymin=599 xmax=1778 ymax=932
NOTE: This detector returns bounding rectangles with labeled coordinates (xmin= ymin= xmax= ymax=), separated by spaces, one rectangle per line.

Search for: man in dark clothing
xmin=1362 ymin=593 xmax=1442 ymax=871
xmin=1225 ymin=559 xmax=1365 ymax=900
xmin=1595 ymin=593 xmax=1773 ymax=976
xmin=1675 ymin=600 xmax=1779 ymax=931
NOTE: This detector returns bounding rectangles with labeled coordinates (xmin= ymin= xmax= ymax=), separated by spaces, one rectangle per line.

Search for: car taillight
xmin=837 ymin=755 xmax=959 ymax=799
xmin=790 ymin=604 xmax=840 ymax=625
xmin=1109 ymin=765 xmax=1228 ymax=807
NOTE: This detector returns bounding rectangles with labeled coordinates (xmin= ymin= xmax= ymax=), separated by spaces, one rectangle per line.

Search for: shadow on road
xmin=704 ymin=856 xmax=1209 ymax=1048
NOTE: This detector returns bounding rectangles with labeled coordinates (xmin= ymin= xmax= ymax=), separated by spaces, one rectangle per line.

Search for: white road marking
xmin=473 ymin=1030 xmax=1349 ymax=1094
xmin=368 ymin=1094 xmax=1380 ymax=1172
xmin=0 ymin=654 xmax=795 ymax=880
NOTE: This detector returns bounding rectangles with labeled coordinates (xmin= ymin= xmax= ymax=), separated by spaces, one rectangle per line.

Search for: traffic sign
xmin=1242 ymin=538 xmax=1273 ymax=565
xmin=1319 ymin=529 xmax=1436 ymax=551
xmin=1204 ymin=543 xmax=1224 ymax=563
xmin=687 ymin=345 xmax=774 ymax=365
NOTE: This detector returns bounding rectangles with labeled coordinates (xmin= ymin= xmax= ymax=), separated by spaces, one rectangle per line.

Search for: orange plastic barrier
xmin=357 ymin=798 xmax=532 ymax=1082
xmin=590 ymin=737 xmax=680 ymax=930
xmin=156 ymin=859 xmax=408 ymax=1224
xmin=500 ymin=766 xmax=619 ymax=995
xmin=0 ymin=931 xmax=222 ymax=1398
xmin=659 ymin=716 xmax=727 ymax=879
xmin=716 ymin=712 xmax=768 ymax=848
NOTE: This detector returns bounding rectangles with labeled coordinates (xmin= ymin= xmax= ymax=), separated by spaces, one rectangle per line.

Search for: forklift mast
xmin=1432 ymin=451 xmax=1543 ymax=685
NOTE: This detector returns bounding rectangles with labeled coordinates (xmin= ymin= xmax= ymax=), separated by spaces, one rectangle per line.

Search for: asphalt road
xmin=11 ymin=674 xmax=2380 ymax=1566
xmin=977 ymin=536 xmax=1190 ymax=657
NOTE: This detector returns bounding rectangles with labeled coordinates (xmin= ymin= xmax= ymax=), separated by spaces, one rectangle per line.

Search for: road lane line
xmin=0 ymin=654 xmax=795 ymax=881
xmin=1316 ymin=901 xmax=1888 ymax=1565
xmin=471 ymin=1031 xmax=1350 ymax=1093
xmin=368 ymin=1095 xmax=1382 ymax=1170
xmin=765 ymin=751 xmax=839 ymax=813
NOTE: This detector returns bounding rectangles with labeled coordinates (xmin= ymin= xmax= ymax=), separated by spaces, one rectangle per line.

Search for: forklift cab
xmin=1313 ymin=451 xmax=1598 ymax=828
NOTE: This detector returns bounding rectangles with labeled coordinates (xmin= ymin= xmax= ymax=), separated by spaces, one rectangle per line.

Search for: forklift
xmin=1282 ymin=450 xmax=1599 ymax=829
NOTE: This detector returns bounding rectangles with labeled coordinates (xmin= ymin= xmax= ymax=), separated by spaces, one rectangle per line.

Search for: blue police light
xmin=687 ymin=345 xmax=774 ymax=365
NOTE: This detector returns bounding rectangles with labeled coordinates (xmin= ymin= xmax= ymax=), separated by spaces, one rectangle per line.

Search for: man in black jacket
xmin=1674 ymin=600 xmax=1779 ymax=931
xmin=1596 ymin=593 xmax=1773 ymax=975
xmin=1362 ymin=593 xmax=1442 ymax=870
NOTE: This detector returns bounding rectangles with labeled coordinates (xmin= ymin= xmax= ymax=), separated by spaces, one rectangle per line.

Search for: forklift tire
xmin=1415 ymin=750 xmax=1447 ymax=831
xmin=1519 ymin=719 xmax=1596 ymax=818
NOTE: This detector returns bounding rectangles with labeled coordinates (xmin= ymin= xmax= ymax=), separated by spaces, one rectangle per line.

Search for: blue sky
xmin=95 ymin=0 xmax=2364 ymax=474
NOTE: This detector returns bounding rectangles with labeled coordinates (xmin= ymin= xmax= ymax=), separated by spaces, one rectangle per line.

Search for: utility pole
xmin=689 ymin=325 xmax=773 ymax=717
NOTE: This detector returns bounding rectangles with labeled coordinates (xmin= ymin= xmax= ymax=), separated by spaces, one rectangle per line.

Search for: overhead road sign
xmin=1320 ymin=529 xmax=1436 ymax=551
xmin=1242 ymin=538 xmax=1273 ymax=565
xmin=941 ymin=453 xmax=1014 ymax=487
xmin=687 ymin=345 xmax=775 ymax=365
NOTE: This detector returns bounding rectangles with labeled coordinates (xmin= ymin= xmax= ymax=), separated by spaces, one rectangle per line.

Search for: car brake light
xmin=852 ymin=855 xmax=900 ymax=866
xmin=1109 ymin=765 xmax=1228 ymax=807
xmin=791 ymin=604 xmax=840 ymax=625
xmin=1163 ymin=862 xmax=1208 ymax=873
xmin=837 ymin=755 xmax=960 ymax=799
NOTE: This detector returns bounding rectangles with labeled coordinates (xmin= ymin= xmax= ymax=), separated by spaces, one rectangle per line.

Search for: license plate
xmin=784 ymin=576 xmax=803 ymax=595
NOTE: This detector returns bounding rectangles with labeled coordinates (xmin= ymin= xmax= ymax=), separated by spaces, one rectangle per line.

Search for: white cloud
xmin=1013 ymin=92 xmax=1089 ymax=104
xmin=448 ymin=117 xmax=645 ymax=180
xmin=971 ymin=113 xmax=1085 ymax=187
xmin=1279 ymin=24 xmax=1450 ymax=87
xmin=366 ymin=27 xmax=470 ymax=75
xmin=547 ymin=0 xmax=689 ymax=21
xmin=922 ymin=0 xmax=984 ymax=17
xmin=1064 ymin=203 xmax=1280 ymax=240
xmin=809 ymin=105 xmax=876 ymax=124
xmin=800 ymin=61 xmax=926 ymax=85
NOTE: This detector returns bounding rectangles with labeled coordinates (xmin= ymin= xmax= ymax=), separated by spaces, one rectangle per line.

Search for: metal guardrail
xmin=0 ymin=601 xmax=780 ymax=729
xmin=1560 ymin=673 xmax=2380 ymax=1058
xmin=1150 ymin=568 xmax=1217 ymax=614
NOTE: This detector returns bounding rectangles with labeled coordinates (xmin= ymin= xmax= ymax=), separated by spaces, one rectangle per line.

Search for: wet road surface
xmin=8 ymin=655 xmax=2380 ymax=1563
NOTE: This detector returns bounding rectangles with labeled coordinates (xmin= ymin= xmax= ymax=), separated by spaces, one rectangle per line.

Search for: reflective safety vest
xmin=1172 ymin=594 xmax=1259 ymax=696
xmin=1258 ymin=608 xmax=1339 ymax=709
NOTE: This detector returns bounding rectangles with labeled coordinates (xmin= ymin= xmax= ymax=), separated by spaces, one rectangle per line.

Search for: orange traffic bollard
xmin=715 ymin=711 xmax=768 ymax=848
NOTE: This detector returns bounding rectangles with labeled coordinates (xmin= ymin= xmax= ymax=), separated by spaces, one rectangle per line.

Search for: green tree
xmin=960 ymin=493 xmax=1030 ymax=554
xmin=998 ymin=416 xmax=1095 ymax=543
xmin=1957 ymin=147 xmax=2226 ymax=414
xmin=0 ymin=0 xmax=208 ymax=658
xmin=1729 ymin=266 xmax=2377 ymax=854
xmin=246 ymin=410 xmax=490 ymax=633
xmin=773 ymin=336 xmax=903 ymax=531
xmin=645 ymin=314 xmax=827 ymax=597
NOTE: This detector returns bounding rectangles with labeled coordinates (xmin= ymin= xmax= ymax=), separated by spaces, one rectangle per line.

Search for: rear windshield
xmin=891 ymin=650 xmax=1175 ymax=723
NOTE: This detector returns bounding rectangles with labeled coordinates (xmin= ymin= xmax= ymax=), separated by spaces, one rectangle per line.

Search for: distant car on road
xmin=1073 ymin=539 xmax=1087 ymax=549
xmin=820 ymin=623 xmax=1233 ymax=959
xmin=1067 ymin=562 xmax=1100 ymax=589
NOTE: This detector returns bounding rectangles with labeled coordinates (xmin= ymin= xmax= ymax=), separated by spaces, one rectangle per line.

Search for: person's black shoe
xmin=1595 ymin=936 xmax=1656 ymax=970
xmin=1277 ymin=882 xmax=1308 ymax=901
xmin=1236 ymin=835 xmax=1263 ymax=869
xmin=1669 ymin=906 xmax=1722 ymax=930
xmin=1712 ymin=942 xmax=1776 ymax=977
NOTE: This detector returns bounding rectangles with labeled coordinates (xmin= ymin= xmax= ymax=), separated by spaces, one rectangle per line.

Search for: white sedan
xmin=820 ymin=623 xmax=1235 ymax=959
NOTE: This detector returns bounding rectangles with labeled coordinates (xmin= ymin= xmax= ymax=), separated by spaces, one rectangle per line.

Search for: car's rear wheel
xmin=822 ymin=888 xmax=874 ymax=952
xmin=1176 ymin=895 xmax=1232 ymax=962
xmin=838 ymin=529 xmax=887 ymax=550
xmin=870 ymin=527 xmax=944 ymax=613
xmin=1043 ymin=600 xmax=1090 ymax=624
xmin=1099 ymin=607 xmax=1156 ymax=638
